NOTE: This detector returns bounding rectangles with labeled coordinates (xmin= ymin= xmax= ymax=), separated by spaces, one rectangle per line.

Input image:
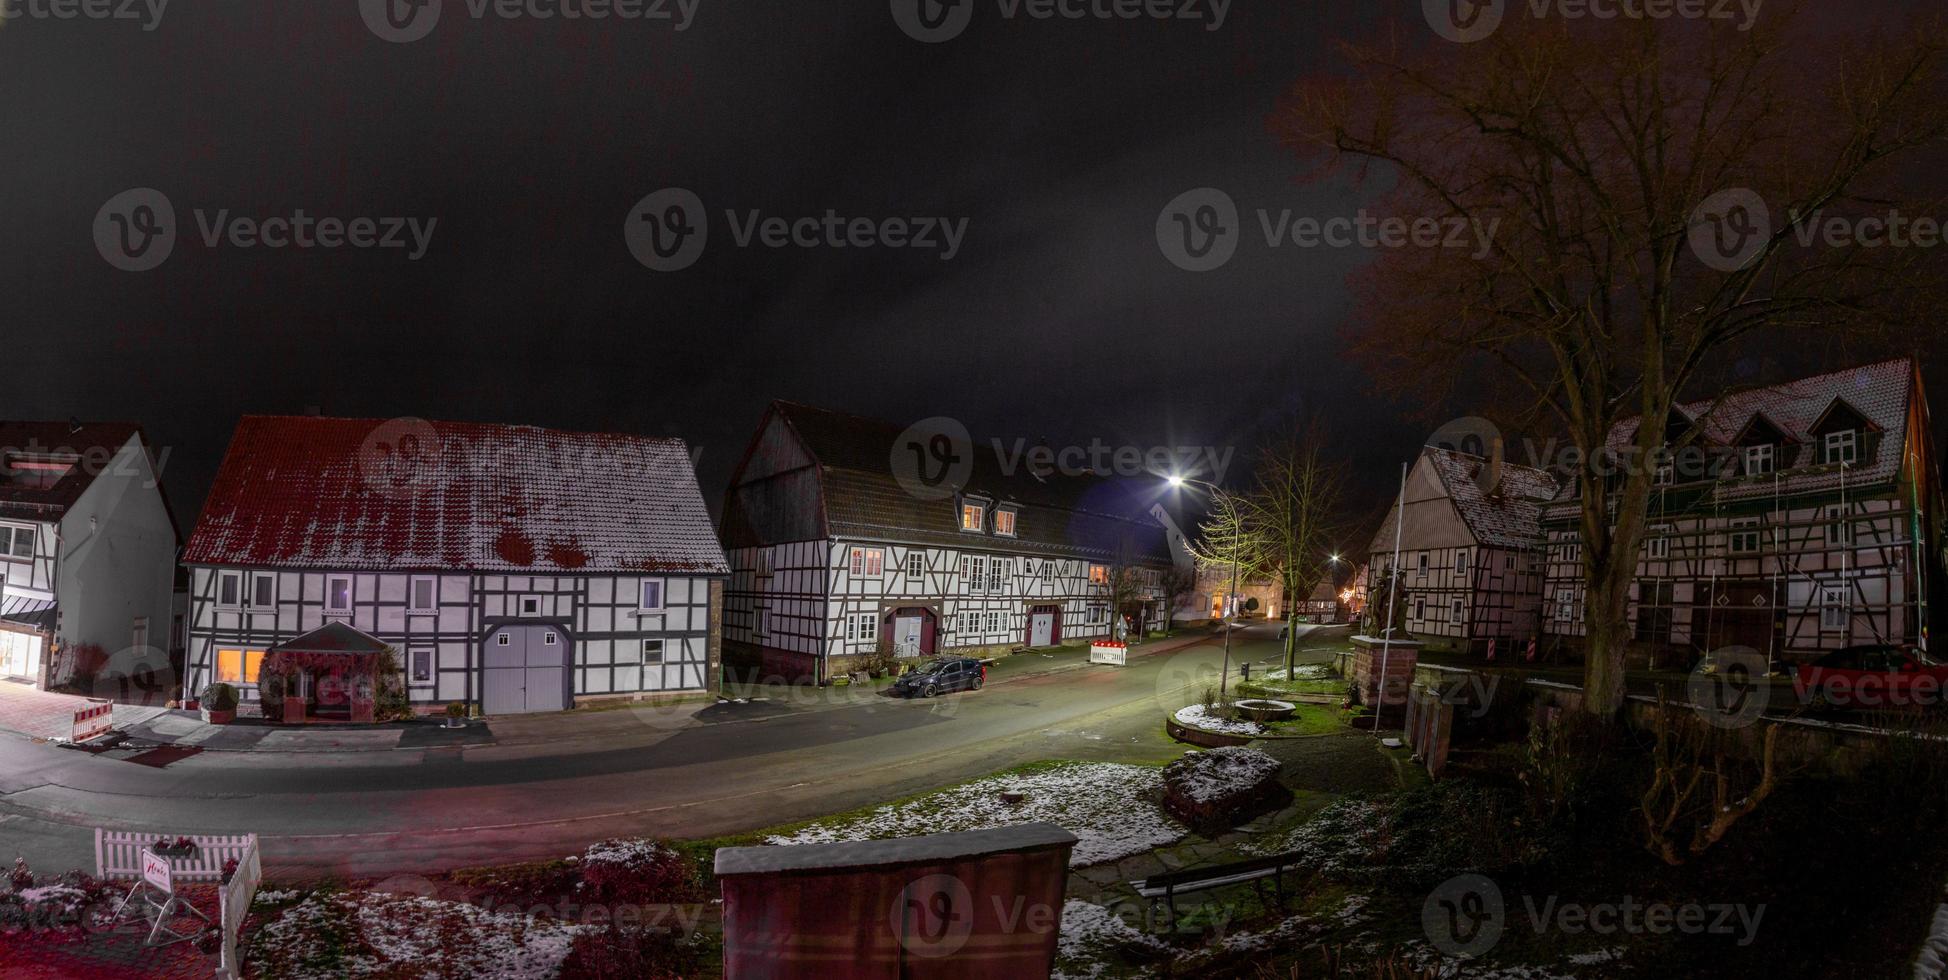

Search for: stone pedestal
xmin=1350 ymin=634 xmax=1420 ymax=717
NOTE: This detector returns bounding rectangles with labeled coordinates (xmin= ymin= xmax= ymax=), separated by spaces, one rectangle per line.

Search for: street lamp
xmin=1167 ymin=474 xmax=1243 ymax=698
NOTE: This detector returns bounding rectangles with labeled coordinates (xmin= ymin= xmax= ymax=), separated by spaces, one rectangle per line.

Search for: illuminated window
xmin=215 ymin=649 xmax=265 ymax=685
xmin=960 ymin=504 xmax=985 ymax=532
xmin=993 ymin=509 xmax=1017 ymax=536
xmin=1088 ymin=564 xmax=1109 ymax=585
xmin=849 ymin=548 xmax=884 ymax=576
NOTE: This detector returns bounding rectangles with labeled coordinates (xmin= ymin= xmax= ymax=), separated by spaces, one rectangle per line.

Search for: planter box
xmin=201 ymin=707 xmax=236 ymax=725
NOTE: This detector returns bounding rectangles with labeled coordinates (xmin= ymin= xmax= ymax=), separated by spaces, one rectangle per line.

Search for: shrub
xmin=259 ymin=671 xmax=286 ymax=722
xmin=445 ymin=701 xmax=467 ymax=720
xmin=372 ymin=647 xmax=413 ymax=722
xmin=580 ymin=839 xmax=705 ymax=906
xmin=201 ymin=683 xmax=240 ymax=712
xmin=558 ymin=926 xmax=705 ymax=980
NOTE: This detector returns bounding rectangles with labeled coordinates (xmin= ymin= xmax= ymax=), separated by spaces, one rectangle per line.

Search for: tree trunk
xmin=1583 ymin=558 xmax=1634 ymax=718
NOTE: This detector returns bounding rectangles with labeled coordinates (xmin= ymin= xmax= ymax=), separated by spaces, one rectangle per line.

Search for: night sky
xmin=5 ymin=3 xmax=1927 ymax=548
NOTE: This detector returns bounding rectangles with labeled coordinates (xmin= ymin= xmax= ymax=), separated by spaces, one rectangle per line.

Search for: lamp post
xmin=1168 ymin=475 xmax=1243 ymax=698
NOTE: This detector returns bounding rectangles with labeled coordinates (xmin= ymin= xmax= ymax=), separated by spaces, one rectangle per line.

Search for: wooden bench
xmin=1129 ymin=850 xmax=1306 ymax=923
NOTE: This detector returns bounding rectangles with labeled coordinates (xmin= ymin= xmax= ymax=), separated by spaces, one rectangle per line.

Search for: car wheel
xmin=923 ymin=684 xmax=937 ymax=698
xmin=972 ymin=674 xmax=985 ymax=691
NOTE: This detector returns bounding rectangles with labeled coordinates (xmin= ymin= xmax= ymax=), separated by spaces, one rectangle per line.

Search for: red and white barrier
xmin=72 ymin=701 xmax=114 ymax=743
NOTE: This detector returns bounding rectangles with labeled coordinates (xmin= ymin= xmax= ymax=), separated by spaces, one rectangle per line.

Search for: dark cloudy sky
xmin=0 ymin=2 xmax=1737 ymax=548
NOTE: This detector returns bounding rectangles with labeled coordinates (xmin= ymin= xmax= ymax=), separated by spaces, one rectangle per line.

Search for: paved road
xmin=0 ymin=623 xmax=1347 ymax=881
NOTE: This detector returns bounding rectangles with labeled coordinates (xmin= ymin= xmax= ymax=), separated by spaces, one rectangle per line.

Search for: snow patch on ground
xmin=765 ymin=762 xmax=1185 ymax=866
xmin=249 ymin=891 xmax=586 ymax=979
xmin=1052 ymin=900 xmax=1172 ymax=979
xmin=1262 ymin=663 xmax=1335 ymax=681
xmin=1165 ymin=746 xmax=1282 ymax=804
xmin=1172 ymin=704 xmax=1264 ymax=736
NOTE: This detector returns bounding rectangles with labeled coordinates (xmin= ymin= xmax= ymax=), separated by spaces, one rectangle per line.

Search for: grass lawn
xmin=1257 ymin=703 xmax=1352 ymax=737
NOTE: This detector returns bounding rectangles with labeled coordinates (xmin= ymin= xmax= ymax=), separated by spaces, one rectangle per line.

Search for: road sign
xmin=140 ymin=849 xmax=172 ymax=895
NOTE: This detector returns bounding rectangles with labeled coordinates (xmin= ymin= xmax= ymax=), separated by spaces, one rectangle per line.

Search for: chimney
xmin=1476 ymin=435 xmax=1505 ymax=497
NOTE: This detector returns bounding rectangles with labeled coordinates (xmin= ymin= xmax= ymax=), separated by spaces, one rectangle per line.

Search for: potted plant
xmin=200 ymin=683 xmax=239 ymax=725
xmin=152 ymin=836 xmax=197 ymax=858
xmin=444 ymin=702 xmax=467 ymax=729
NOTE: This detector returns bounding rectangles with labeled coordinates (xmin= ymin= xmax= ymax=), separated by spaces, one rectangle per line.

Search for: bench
xmin=1129 ymin=849 xmax=1306 ymax=923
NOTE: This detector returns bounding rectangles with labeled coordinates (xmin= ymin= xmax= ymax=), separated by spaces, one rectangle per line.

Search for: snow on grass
xmin=1164 ymin=746 xmax=1282 ymax=804
xmin=1243 ymin=796 xmax=1390 ymax=869
xmin=1172 ymin=704 xmax=1264 ymax=736
xmin=1052 ymin=900 xmax=1172 ymax=980
xmin=1262 ymin=664 xmax=1335 ymax=681
xmin=248 ymin=890 xmax=585 ymax=979
xmin=765 ymin=762 xmax=1186 ymax=866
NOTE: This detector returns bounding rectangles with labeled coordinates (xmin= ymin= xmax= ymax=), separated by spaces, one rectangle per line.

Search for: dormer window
xmin=2 ymin=454 xmax=77 ymax=490
xmin=1823 ymin=430 xmax=1858 ymax=465
xmin=959 ymin=499 xmax=987 ymax=532
xmin=992 ymin=508 xmax=1017 ymax=536
xmin=1742 ymin=444 xmax=1774 ymax=476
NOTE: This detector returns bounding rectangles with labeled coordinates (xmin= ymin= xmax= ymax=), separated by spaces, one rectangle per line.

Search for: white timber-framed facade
xmin=720 ymin=402 xmax=1191 ymax=681
xmin=181 ymin=416 xmax=728 ymax=717
xmin=1540 ymin=359 xmax=1943 ymax=662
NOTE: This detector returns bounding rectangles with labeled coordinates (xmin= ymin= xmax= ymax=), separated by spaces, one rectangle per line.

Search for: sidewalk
xmin=0 ymin=678 xmax=169 ymax=742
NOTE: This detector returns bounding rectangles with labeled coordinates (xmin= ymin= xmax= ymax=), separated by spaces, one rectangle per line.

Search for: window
xmin=1088 ymin=564 xmax=1109 ymax=585
xmin=327 ymin=575 xmax=354 ymax=612
xmin=410 ymin=648 xmax=432 ymax=682
xmin=1455 ymin=551 xmax=1469 ymax=575
xmin=847 ymin=613 xmax=880 ymax=644
xmin=1559 ymin=542 xmax=1582 ymax=563
xmin=849 ymin=548 xmax=884 ymax=576
xmin=410 ymin=576 xmax=436 ymax=611
xmin=988 ymin=558 xmax=1007 ymax=593
xmin=639 ymin=580 xmax=664 ymax=611
xmin=906 ymin=553 xmax=924 ymax=578
xmin=1416 ymin=552 xmax=1429 ymax=573
xmin=1086 ymin=604 xmax=1107 ymax=626
xmin=1414 ymin=597 xmax=1427 ymax=620
xmin=521 ymin=596 xmax=542 ymax=616
xmin=964 ymin=555 xmax=987 ymax=593
xmin=251 ymin=574 xmax=275 ymax=609
xmin=218 ymin=571 xmax=242 ymax=609
xmin=642 ymin=639 xmax=665 ymax=664
xmin=1555 ymin=589 xmax=1576 ymax=622
xmin=496 ymin=634 xmax=511 ymax=646
xmin=0 ymin=525 xmax=33 ymax=560
xmin=1646 ymin=527 xmax=1671 ymax=560
xmin=1727 ymin=518 xmax=1761 ymax=555
xmin=132 ymin=618 xmax=148 ymax=652
xmin=1742 ymin=444 xmax=1774 ymax=476
xmin=543 ymin=631 xmax=558 ymax=645
xmin=1824 ymin=430 xmax=1858 ymax=465
xmin=1826 ymin=505 xmax=1853 ymax=546
xmin=960 ymin=503 xmax=985 ymax=532
xmin=1654 ymin=458 xmax=1675 ymax=485
xmin=1820 ymin=585 xmax=1850 ymax=632
xmin=993 ymin=509 xmax=1017 ymax=536
xmin=214 ymin=649 xmax=265 ymax=685
xmin=1451 ymin=599 xmax=1464 ymax=622
xmin=1041 ymin=560 xmax=1054 ymax=582
xmin=1504 ymin=553 xmax=1515 ymax=570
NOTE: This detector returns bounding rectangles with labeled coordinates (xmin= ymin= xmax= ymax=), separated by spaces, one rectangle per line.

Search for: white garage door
xmin=481 ymin=626 xmax=568 ymax=715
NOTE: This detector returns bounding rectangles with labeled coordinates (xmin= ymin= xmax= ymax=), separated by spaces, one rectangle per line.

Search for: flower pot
xmin=202 ymin=707 xmax=235 ymax=725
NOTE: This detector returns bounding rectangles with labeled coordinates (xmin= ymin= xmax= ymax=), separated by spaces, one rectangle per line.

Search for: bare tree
xmin=1187 ymin=487 xmax=1270 ymax=695
xmin=1279 ymin=10 xmax=1948 ymax=718
xmin=1246 ymin=424 xmax=1345 ymax=672
xmin=1159 ymin=564 xmax=1199 ymax=635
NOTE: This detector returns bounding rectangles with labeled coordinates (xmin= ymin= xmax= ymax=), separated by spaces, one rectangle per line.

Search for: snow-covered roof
xmin=183 ymin=416 xmax=728 ymax=574
xmin=1423 ymin=446 xmax=1557 ymax=549
xmin=1546 ymin=358 xmax=1918 ymax=516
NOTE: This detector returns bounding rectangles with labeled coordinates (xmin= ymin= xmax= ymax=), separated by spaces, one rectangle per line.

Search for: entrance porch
xmin=261 ymin=623 xmax=390 ymax=725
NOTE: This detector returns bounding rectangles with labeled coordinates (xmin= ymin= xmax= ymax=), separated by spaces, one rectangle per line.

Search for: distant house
xmin=719 ymin=403 xmax=1191 ymax=682
xmin=1296 ymin=581 xmax=1345 ymax=623
xmin=1182 ymin=566 xmax=1282 ymax=623
xmin=181 ymin=416 xmax=728 ymax=717
xmin=1541 ymin=359 xmax=1943 ymax=661
xmin=1367 ymin=446 xmax=1557 ymax=652
xmin=0 ymin=422 xmax=178 ymax=693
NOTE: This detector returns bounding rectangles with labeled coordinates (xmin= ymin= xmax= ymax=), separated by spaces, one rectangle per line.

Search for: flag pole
xmin=1374 ymin=460 xmax=1408 ymax=733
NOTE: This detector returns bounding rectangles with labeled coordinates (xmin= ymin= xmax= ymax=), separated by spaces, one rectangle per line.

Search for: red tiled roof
xmin=183 ymin=416 xmax=728 ymax=574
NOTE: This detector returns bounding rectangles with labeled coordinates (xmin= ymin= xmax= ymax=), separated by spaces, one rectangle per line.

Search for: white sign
xmin=140 ymin=849 xmax=172 ymax=895
xmin=1088 ymin=643 xmax=1127 ymax=666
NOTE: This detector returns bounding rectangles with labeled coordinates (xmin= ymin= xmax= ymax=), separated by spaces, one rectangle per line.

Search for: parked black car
xmin=892 ymin=656 xmax=987 ymax=698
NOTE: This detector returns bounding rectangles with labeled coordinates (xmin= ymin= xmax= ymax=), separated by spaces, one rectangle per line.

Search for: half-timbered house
xmin=0 ymin=422 xmax=179 ymax=691
xmin=1541 ymin=359 xmax=1943 ymax=661
xmin=181 ymin=416 xmax=728 ymax=717
xmin=720 ymin=402 xmax=1191 ymax=682
xmin=1367 ymin=446 xmax=1556 ymax=652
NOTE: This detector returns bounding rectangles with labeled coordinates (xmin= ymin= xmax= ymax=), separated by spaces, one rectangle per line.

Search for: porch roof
xmin=269 ymin=622 xmax=390 ymax=657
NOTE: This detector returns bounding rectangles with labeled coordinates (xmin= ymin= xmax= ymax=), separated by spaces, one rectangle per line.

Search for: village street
xmin=0 ymin=623 xmax=1342 ymax=881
